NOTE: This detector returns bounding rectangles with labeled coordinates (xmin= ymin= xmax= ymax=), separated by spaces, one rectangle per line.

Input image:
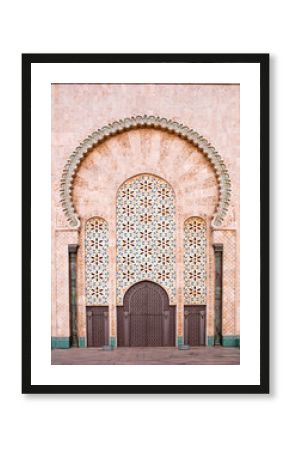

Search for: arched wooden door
xmin=117 ymin=281 xmax=175 ymax=347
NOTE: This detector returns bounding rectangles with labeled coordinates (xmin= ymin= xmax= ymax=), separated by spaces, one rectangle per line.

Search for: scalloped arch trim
xmin=60 ymin=115 xmax=231 ymax=228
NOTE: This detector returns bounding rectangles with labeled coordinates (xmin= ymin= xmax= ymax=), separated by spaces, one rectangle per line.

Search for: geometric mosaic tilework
xmin=184 ymin=217 xmax=207 ymax=304
xmin=116 ymin=174 xmax=176 ymax=305
xmin=85 ymin=217 xmax=109 ymax=305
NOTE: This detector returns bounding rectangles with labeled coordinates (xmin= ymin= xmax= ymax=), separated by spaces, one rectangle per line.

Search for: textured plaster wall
xmin=51 ymin=84 xmax=240 ymax=341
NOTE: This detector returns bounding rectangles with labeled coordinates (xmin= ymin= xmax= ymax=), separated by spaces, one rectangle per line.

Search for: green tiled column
xmin=69 ymin=244 xmax=78 ymax=347
xmin=213 ymin=244 xmax=223 ymax=345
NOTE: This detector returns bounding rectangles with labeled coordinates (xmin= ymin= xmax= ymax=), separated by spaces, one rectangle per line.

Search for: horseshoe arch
xmin=59 ymin=115 xmax=231 ymax=228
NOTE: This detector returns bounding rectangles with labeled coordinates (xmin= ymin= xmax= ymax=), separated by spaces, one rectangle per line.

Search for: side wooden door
xmin=86 ymin=306 xmax=109 ymax=347
xmin=184 ymin=305 xmax=206 ymax=346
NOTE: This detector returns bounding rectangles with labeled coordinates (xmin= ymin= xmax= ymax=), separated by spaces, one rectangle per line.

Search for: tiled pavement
xmin=51 ymin=346 xmax=240 ymax=365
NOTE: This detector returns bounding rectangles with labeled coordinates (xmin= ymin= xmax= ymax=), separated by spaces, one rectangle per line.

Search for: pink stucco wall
xmin=51 ymin=84 xmax=240 ymax=342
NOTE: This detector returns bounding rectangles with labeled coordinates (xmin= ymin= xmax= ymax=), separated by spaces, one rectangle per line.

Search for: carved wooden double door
xmin=117 ymin=281 xmax=176 ymax=347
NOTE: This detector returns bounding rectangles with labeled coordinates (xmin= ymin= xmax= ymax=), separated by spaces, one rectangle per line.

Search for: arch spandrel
xmin=60 ymin=115 xmax=231 ymax=228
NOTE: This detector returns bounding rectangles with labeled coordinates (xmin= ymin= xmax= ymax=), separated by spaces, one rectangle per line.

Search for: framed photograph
xmin=22 ymin=53 xmax=269 ymax=394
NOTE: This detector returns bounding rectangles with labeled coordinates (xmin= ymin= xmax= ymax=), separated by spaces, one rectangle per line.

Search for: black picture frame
xmin=22 ymin=53 xmax=269 ymax=394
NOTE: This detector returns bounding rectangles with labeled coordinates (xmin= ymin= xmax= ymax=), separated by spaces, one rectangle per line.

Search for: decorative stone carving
xmin=60 ymin=115 xmax=231 ymax=228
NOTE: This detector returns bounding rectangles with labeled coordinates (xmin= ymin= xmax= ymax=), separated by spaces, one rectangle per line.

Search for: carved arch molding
xmin=60 ymin=115 xmax=231 ymax=228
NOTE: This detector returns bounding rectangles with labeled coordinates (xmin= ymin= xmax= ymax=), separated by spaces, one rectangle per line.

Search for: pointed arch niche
xmin=85 ymin=217 xmax=109 ymax=305
xmin=184 ymin=217 xmax=207 ymax=305
xmin=116 ymin=174 xmax=176 ymax=305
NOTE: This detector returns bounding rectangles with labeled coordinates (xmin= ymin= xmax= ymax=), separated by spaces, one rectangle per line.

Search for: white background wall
xmin=0 ymin=1 xmax=286 ymax=449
